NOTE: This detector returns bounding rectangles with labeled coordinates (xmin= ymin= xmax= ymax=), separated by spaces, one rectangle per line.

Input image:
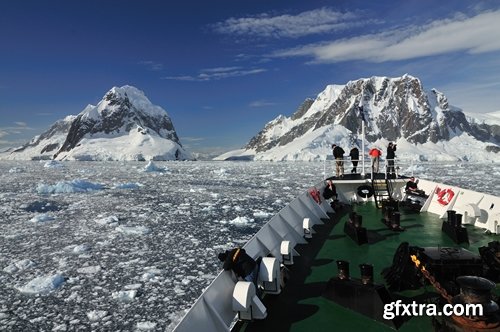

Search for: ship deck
xmin=234 ymin=200 xmax=499 ymax=332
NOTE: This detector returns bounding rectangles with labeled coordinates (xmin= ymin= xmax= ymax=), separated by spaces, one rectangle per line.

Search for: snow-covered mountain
xmin=216 ymin=75 xmax=500 ymax=162
xmin=1 ymin=86 xmax=191 ymax=161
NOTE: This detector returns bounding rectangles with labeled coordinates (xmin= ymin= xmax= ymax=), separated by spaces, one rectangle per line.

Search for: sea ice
xmin=76 ymin=266 xmax=101 ymax=274
xmin=3 ymin=259 xmax=36 ymax=273
xmin=29 ymin=213 xmax=55 ymax=223
xmin=1 ymin=160 xmax=496 ymax=331
xmin=115 ymin=225 xmax=151 ymax=235
xmin=37 ymin=179 xmax=105 ymax=194
xmin=112 ymin=289 xmax=137 ymax=302
xmin=17 ymin=274 xmax=65 ymax=295
xmin=86 ymin=310 xmax=108 ymax=322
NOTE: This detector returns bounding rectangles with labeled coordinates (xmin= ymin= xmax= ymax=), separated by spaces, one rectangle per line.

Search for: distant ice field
xmin=0 ymin=160 xmax=498 ymax=331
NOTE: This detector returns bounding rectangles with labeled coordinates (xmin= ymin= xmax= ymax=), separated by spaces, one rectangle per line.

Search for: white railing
xmin=323 ymin=157 xmax=410 ymax=179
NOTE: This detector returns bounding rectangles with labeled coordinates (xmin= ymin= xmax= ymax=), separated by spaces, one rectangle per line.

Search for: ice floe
xmin=37 ymin=179 xmax=105 ymax=194
xmin=3 ymin=259 xmax=36 ymax=273
xmin=17 ymin=274 xmax=65 ymax=295
xmin=29 ymin=213 xmax=55 ymax=223
xmin=115 ymin=225 xmax=151 ymax=235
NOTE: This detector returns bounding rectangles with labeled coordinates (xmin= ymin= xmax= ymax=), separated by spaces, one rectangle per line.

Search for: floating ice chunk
xmin=95 ymin=215 xmax=119 ymax=226
xmin=72 ymin=243 xmax=91 ymax=254
xmin=112 ymin=289 xmax=137 ymax=302
xmin=86 ymin=310 xmax=108 ymax=322
xmin=141 ymin=268 xmax=163 ymax=282
xmin=8 ymin=167 xmax=24 ymax=173
xmin=143 ymin=161 xmax=167 ymax=172
xmin=0 ymin=312 xmax=9 ymax=320
xmin=405 ymin=164 xmax=426 ymax=173
xmin=136 ymin=321 xmax=157 ymax=330
xmin=253 ymin=210 xmax=272 ymax=218
xmin=215 ymin=216 xmax=254 ymax=226
xmin=43 ymin=160 xmax=64 ymax=168
xmin=76 ymin=266 xmax=101 ymax=274
xmin=124 ymin=283 xmax=142 ymax=290
xmin=52 ymin=323 xmax=67 ymax=331
xmin=37 ymin=179 xmax=105 ymax=194
xmin=17 ymin=274 xmax=65 ymax=294
xmin=212 ymin=168 xmax=228 ymax=175
xmin=29 ymin=213 xmax=55 ymax=223
xmin=230 ymin=216 xmax=254 ymax=225
xmin=114 ymin=182 xmax=142 ymax=189
xmin=116 ymin=225 xmax=151 ymax=235
xmin=3 ymin=259 xmax=36 ymax=273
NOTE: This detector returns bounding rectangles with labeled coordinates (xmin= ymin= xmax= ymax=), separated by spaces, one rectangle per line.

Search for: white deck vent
xmin=258 ymin=257 xmax=281 ymax=295
xmin=280 ymin=240 xmax=293 ymax=265
xmin=303 ymin=218 xmax=313 ymax=239
xmin=232 ymin=281 xmax=267 ymax=321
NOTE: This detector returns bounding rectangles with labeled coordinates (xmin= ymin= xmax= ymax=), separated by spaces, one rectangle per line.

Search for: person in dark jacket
xmin=218 ymin=248 xmax=258 ymax=284
xmin=332 ymin=144 xmax=345 ymax=177
xmin=322 ymin=180 xmax=337 ymax=200
xmin=386 ymin=142 xmax=397 ymax=176
xmin=405 ymin=177 xmax=426 ymax=196
xmin=349 ymin=146 xmax=359 ymax=173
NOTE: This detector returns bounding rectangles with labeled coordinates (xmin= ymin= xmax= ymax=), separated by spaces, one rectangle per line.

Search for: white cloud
xmin=272 ymin=10 xmax=500 ymax=63
xmin=0 ymin=122 xmax=36 ymax=148
xmin=249 ymin=100 xmax=277 ymax=107
xmin=138 ymin=60 xmax=164 ymax=71
xmin=211 ymin=8 xmax=369 ymax=38
xmin=181 ymin=137 xmax=206 ymax=142
xmin=162 ymin=67 xmax=266 ymax=81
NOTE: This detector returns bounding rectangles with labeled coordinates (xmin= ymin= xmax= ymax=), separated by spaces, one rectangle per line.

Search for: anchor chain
xmin=410 ymin=255 xmax=453 ymax=303
xmin=410 ymin=255 xmax=500 ymax=330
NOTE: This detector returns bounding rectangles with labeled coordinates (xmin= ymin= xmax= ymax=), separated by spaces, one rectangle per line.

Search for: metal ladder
xmin=372 ymin=177 xmax=393 ymax=208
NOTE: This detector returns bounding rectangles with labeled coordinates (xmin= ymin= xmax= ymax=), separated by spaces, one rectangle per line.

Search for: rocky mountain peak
xmin=3 ymin=85 xmax=190 ymax=161
xmin=240 ymin=75 xmax=499 ymax=160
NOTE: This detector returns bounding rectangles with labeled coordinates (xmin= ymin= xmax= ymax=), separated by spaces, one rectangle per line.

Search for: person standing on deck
xmin=369 ymin=147 xmax=382 ymax=173
xmin=332 ymin=144 xmax=345 ymax=178
xmin=349 ymin=146 xmax=359 ymax=174
xmin=386 ymin=142 xmax=397 ymax=177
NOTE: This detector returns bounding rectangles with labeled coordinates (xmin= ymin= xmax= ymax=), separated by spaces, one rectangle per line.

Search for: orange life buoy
xmin=436 ymin=187 xmax=455 ymax=206
xmin=308 ymin=187 xmax=321 ymax=204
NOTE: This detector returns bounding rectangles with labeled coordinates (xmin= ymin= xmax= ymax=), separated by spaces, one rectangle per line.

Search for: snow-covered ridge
xmin=83 ymin=85 xmax=168 ymax=121
xmin=0 ymin=85 xmax=192 ymax=161
xmin=217 ymin=74 xmax=500 ymax=162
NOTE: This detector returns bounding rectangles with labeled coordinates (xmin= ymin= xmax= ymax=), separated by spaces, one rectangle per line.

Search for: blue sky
xmin=1 ymin=0 xmax=500 ymax=154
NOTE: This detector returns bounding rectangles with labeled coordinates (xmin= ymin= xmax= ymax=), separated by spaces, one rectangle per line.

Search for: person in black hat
xmin=332 ymin=144 xmax=345 ymax=177
xmin=349 ymin=146 xmax=359 ymax=173
xmin=386 ymin=142 xmax=397 ymax=177
xmin=218 ymin=248 xmax=258 ymax=284
xmin=405 ymin=176 xmax=426 ymax=196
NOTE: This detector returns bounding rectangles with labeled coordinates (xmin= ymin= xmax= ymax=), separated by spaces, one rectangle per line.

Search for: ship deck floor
xmin=234 ymin=201 xmax=499 ymax=332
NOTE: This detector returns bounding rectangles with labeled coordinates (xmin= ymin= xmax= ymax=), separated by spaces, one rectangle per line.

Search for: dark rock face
xmin=245 ymin=75 xmax=500 ymax=152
